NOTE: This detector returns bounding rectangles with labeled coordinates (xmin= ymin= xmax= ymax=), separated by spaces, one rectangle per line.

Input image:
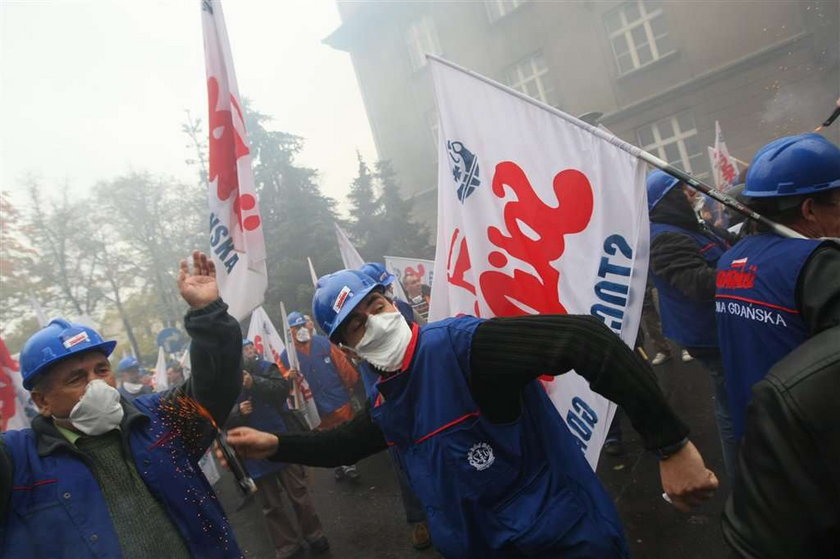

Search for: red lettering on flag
xmin=478 ymin=162 xmax=594 ymax=317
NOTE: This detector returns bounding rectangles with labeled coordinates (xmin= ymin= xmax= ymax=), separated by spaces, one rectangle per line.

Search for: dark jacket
xmin=650 ymin=188 xmax=734 ymax=303
xmin=723 ymin=326 xmax=840 ymax=558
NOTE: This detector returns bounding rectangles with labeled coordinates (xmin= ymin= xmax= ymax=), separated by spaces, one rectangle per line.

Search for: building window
xmin=406 ymin=16 xmax=442 ymax=71
xmin=485 ymin=0 xmax=525 ymax=23
xmin=636 ymin=112 xmax=704 ymax=174
xmin=505 ymin=52 xmax=555 ymax=106
xmin=604 ymin=0 xmax=674 ymax=75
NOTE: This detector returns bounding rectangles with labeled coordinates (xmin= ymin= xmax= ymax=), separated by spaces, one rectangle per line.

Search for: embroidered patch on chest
xmin=467 ymin=442 xmax=495 ymax=471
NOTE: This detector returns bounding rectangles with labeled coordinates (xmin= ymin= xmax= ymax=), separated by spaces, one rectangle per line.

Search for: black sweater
xmin=267 ymin=315 xmax=688 ymax=467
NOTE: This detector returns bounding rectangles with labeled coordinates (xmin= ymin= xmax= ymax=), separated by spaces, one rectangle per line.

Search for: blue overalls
xmin=1 ymin=393 xmax=241 ymax=558
xmin=650 ymin=222 xmax=729 ymax=348
xmin=281 ymin=336 xmax=348 ymax=417
xmin=369 ymin=316 xmax=628 ymax=558
xmin=715 ymin=233 xmax=822 ymax=438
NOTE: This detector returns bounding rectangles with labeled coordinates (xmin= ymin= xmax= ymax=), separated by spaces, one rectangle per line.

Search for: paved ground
xmin=216 ymin=350 xmax=730 ymax=558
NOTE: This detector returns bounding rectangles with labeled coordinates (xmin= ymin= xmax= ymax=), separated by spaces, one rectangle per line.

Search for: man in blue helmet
xmin=223 ymin=269 xmax=719 ymax=558
xmin=226 ymin=339 xmax=329 ymax=559
xmin=0 ymin=251 xmax=246 ymax=558
xmin=281 ymin=311 xmax=362 ymax=481
xmin=715 ymin=133 xmax=840 ymax=446
xmin=645 ymin=168 xmax=739 ymax=478
xmin=116 ymin=355 xmax=153 ymax=402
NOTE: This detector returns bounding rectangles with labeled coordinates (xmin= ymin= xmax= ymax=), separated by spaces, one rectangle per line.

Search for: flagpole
xmin=427 ymin=54 xmax=804 ymax=240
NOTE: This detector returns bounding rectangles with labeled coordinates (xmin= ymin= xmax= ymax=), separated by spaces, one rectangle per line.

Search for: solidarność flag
xmin=429 ymin=56 xmax=649 ymax=468
xmin=201 ymin=0 xmax=267 ymax=320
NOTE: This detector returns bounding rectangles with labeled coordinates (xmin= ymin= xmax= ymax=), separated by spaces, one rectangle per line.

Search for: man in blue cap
xmin=116 ymin=355 xmax=153 ymax=402
xmin=223 ymin=269 xmax=719 ymax=558
xmin=0 ymin=251 xmax=245 ymax=558
xmin=715 ymin=133 xmax=840 ymax=444
xmin=646 ymin=168 xmax=738 ymax=478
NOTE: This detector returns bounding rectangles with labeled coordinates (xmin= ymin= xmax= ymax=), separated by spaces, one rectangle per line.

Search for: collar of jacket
xmin=31 ymin=397 xmax=150 ymax=458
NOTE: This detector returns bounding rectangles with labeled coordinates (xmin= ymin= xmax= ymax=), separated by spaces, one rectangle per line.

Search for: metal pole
xmin=427 ymin=54 xmax=805 ymax=240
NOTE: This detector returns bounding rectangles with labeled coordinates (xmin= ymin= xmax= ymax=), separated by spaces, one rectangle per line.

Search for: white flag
xmin=307 ymin=257 xmax=319 ymax=288
xmin=334 ymin=223 xmax=365 ymax=270
xmin=201 ymin=0 xmax=267 ymax=320
xmin=153 ymin=346 xmax=168 ymax=392
xmin=429 ymin=57 xmax=649 ymax=468
xmin=247 ymin=306 xmax=321 ymax=429
xmin=708 ymin=121 xmax=740 ymax=191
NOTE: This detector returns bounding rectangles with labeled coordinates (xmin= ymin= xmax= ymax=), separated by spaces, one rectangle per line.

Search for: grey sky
xmin=0 ymin=0 xmax=376 ymax=213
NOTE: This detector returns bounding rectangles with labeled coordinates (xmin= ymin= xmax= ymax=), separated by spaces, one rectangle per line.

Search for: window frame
xmin=636 ymin=112 xmax=705 ymax=175
xmin=604 ymin=0 xmax=675 ymax=75
xmin=405 ymin=15 xmax=443 ymax=71
xmin=485 ymin=0 xmax=526 ymax=23
xmin=505 ymin=52 xmax=555 ymax=106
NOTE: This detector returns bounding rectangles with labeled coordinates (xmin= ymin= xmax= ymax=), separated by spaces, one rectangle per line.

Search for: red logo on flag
xmin=207 ymin=77 xmax=260 ymax=232
xmin=447 ymin=162 xmax=594 ymax=317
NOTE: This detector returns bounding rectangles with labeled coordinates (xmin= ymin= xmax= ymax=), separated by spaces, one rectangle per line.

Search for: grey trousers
xmin=256 ymin=464 xmax=325 ymax=558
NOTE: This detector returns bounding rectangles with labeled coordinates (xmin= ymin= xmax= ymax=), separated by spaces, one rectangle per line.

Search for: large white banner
xmin=429 ymin=57 xmax=649 ymax=468
xmin=201 ymin=0 xmax=267 ymax=320
xmin=247 ymin=306 xmax=321 ymax=429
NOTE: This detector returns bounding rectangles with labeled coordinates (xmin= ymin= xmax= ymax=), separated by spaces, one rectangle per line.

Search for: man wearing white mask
xmin=281 ymin=311 xmax=361 ymax=481
xmin=0 ymin=251 xmax=245 ymax=558
xmin=225 ymin=269 xmax=720 ymax=558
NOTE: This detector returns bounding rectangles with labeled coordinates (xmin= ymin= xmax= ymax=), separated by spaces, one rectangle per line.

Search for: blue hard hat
xmin=359 ymin=262 xmax=394 ymax=287
xmin=20 ymin=318 xmax=117 ymax=390
xmin=117 ymin=355 xmax=140 ymax=372
xmin=288 ymin=312 xmax=307 ymax=328
xmin=646 ymin=170 xmax=682 ymax=212
xmin=242 ymin=338 xmax=254 ymax=347
xmin=312 ymin=269 xmax=382 ymax=341
xmin=743 ymin=133 xmax=840 ymax=198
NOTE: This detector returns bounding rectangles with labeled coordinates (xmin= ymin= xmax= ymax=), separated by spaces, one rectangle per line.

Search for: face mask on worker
xmin=295 ymin=327 xmax=311 ymax=343
xmin=54 ymin=379 xmax=124 ymax=436
xmin=353 ymin=311 xmax=412 ymax=372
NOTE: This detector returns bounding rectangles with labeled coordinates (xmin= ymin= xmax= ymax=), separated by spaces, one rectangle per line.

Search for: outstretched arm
xmin=223 ymin=403 xmax=387 ymax=467
xmin=470 ymin=314 xmax=718 ymax=511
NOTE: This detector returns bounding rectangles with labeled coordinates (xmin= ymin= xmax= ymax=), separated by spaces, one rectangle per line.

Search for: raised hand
xmin=178 ymin=250 xmax=219 ymax=309
xmin=659 ymin=441 xmax=719 ymax=512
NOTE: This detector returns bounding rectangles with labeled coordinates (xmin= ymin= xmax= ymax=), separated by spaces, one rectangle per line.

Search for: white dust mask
xmin=353 ymin=311 xmax=412 ymax=372
xmin=57 ymin=379 xmax=124 ymax=436
xmin=295 ymin=327 xmax=312 ymax=343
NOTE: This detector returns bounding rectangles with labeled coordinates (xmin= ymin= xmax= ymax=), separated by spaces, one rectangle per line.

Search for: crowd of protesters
xmin=1 ymin=132 xmax=838 ymax=558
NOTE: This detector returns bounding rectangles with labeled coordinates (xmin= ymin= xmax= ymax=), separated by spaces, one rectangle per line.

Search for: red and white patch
xmin=333 ymin=286 xmax=352 ymax=313
xmin=62 ymin=331 xmax=90 ymax=349
xmin=731 ymin=257 xmax=748 ymax=269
